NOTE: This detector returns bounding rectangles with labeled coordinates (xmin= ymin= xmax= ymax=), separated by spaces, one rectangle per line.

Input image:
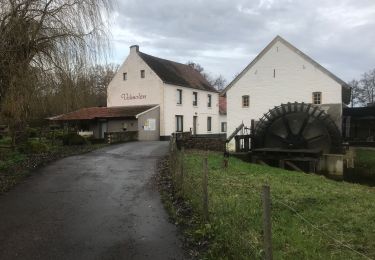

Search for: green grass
xmin=174 ymin=150 xmax=375 ymax=259
xmin=355 ymin=149 xmax=375 ymax=180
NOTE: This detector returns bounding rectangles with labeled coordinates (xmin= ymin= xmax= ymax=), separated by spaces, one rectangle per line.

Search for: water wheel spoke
xmin=282 ymin=116 xmax=293 ymax=135
xmin=270 ymin=133 xmax=288 ymax=144
xmin=298 ymin=116 xmax=309 ymax=135
xmin=306 ymin=134 xmax=325 ymax=143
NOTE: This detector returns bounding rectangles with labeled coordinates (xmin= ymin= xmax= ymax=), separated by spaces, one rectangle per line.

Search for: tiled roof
xmin=49 ymin=105 xmax=157 ymax=121
xmin=139 ymin=52 xmax=218 ymax=93
xmin=219 ymin=96 xmax=227 ymax=115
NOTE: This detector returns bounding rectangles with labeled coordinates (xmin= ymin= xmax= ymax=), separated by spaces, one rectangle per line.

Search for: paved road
xmin=0 ymin=141 xmax=186 ymax=260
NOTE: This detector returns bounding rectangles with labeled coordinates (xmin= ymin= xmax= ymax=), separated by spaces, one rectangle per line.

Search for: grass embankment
xmin=355 ymin=148 xmax=375 ymax=181
xmin=163 ymin=150 xmax=375 ymax=259
xmin=0 ymin=137 xmax=107 ymax=193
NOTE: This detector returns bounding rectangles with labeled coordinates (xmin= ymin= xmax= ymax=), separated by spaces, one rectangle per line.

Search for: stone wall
xmin=173 ymin=132 xmax=226 ymax=152
xmin=105 ymin=131 xmax=138 ymax=144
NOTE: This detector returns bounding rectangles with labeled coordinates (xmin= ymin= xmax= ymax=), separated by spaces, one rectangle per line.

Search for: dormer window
xmin=140 ymin=70 xmax=145 ymax=78
xmin=123 ymin=73 xmax=127 ymax=81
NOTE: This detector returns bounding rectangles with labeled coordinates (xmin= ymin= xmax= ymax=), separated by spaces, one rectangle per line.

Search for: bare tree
xmin=0 ymin=0 xmax=112 ymax=145
xmin=186 ymin=61 xmax=227 ymax=91
xmin=348 ymin=69 xmax=375 ymax=107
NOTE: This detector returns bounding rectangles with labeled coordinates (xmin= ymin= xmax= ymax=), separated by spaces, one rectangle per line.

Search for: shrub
xmin=26 ymin=127 xmax=39 ymax=138
xmin=45 ymin=130 xmax=65 ymax=141
xmin=62 ymin=133 xmax=87 ymax=146
xmin=18 ymin=140 xmax=49 ymax=154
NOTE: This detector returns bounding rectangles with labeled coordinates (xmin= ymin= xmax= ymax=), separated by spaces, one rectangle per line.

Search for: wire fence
xmin=168 ymin=138 xmax=373 ymax=260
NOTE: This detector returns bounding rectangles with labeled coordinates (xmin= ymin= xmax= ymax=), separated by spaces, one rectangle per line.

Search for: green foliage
xmin=45 ymin=130 xmax=65 ymax=141
xmin=171 ymin=150 xmax=375 ymax=259
xmin=0 ymin=149 xmax=26 ymax=171
xmin=18 ymin=140 xmax=49 ymax=154
xmin=26 ymin=127 xmax=39 ymax=138
xmin=62 ymin=133 xmax=87 ymax=146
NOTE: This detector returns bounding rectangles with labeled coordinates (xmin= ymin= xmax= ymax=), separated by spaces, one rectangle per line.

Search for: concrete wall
xmin=226 ymin=38 xmax=343 ymax=149
xmin=107 ymin=119 xmax=138 ymax=132
xmin=137 ymin=107 xmax=160 ymax=141
xmin=163 ymin=84 xmax=220 ymax=137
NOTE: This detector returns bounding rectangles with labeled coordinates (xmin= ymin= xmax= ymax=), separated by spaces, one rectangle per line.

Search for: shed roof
xmin=49 ymin=105 xmax=158 ymax=121
xmin=138 ymin=52 xmax=218 ymax=93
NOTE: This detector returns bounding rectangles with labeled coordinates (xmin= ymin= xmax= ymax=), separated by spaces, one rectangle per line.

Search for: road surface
xmin=0 ymin=141 xmax=186 ymax=260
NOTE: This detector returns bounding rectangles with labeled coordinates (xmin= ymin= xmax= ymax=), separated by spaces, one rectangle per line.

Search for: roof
xmin=221 ymin=35 xmax=351 ymax=104
xmin=138 ymin=52 xmax=218 ymax=93
xmin=49 ymin=105 xmax=158 ymax=121
xmin=343 ymin=106 xmax=375 ymax=118
xmin=219 ymin=96 xmax=227 ymax=115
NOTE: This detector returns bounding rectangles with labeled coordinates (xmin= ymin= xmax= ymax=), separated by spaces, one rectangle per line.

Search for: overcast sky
xmin=108 ymin=0 xmax=375 ymax=83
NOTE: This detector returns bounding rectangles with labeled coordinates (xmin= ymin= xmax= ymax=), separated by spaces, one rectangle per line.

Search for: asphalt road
xmin=0 ymin=141 xmax=186 ymax=260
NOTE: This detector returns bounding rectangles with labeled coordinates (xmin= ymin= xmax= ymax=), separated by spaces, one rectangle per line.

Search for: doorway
xmin=99 ymin=120 xmax=108 ymax=139
xmin=193 ymin=116 xmax=198 ymax=135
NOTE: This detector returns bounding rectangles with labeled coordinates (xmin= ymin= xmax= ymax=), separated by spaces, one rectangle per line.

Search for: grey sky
xmin=108 ymin=0 xmax=375 ymax=83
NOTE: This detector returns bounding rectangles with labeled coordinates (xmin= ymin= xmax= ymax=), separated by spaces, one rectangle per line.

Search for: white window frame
xmin=242 ymin=95 xmax=250 ymax=108
xmin=312 ymin=92 xmax=322 ymax=104
xmin=176 ymin=115 xmax=183 ymax=132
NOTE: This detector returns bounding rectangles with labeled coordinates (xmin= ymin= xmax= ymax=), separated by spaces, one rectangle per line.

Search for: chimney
xmin=130 ymin=45 xmax=139 ymax=54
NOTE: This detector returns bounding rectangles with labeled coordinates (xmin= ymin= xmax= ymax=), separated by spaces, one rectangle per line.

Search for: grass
xmin=169 ymin=150 xmax=375 ymax=259
xmin=355 ymin=148 xmax=375 ymax=180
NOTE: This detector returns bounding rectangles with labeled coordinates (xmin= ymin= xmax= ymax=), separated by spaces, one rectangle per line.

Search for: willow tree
xmin=0 ymin=0 xmax=112 ymax=145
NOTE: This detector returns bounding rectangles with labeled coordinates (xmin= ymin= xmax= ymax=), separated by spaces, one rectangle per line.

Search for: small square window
xmin=312 ymin=92 xmax=322 ymax=104
xmin=140 ymin=70 xmax=145 ymax=78
xmin=123 ymin=73 xmax=127 ymax=81
xmin=242 ymin=95 xmax=249 ymax=108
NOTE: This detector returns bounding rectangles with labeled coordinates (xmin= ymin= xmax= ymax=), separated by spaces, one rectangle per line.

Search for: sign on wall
xmin=144 ymin=119 xmax=156 ymax=131
xmin=121 ymin=93 xmax=147 ymax=100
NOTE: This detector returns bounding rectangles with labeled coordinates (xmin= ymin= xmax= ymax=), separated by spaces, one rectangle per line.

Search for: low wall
xmin=105 ymin=131 xmax=138 ymax=144
xmin=173 ymin=132 xmax=226 ymax=152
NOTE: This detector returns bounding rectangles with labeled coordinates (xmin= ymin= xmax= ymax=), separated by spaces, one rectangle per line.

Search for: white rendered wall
xmin=226 ymin=39 xmax=342 ymax=149
xmin=163 ymin=84 xmax=220 ymax=136
xmin=106 ymin=48 xmax=166 ymax=135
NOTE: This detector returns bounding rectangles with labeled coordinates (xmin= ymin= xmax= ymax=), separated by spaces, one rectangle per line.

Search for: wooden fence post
xmin=180 ymin=147 xmax=184 ymax=190
xmin=262 ymin=185 xmax=273 ymax=260
xmin=202 ymin=157 xmax=209 ymax=221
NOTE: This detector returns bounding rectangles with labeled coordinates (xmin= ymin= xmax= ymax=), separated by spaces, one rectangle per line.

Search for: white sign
xmin=144 ymin=118 xmax=156 ymax=131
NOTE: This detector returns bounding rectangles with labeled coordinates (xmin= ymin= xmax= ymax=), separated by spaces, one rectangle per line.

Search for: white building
xmin=221 ymin=36 xmax=351 ymax=149
xmin=51 ymin=45 xmax=221 ymax=141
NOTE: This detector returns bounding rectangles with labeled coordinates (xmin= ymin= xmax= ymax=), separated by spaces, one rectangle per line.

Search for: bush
xmin=86 ymin=136 xmax=106 ymax=144
xmin=45 ymin=130 xmax=65 ymax=141
xmin=18 ymin=140 xmax=49 ymax=154
xmin=26 ymin=127 xmax=39 ymax=138
xmin=62 ymin=133 xmax=87 ymax=146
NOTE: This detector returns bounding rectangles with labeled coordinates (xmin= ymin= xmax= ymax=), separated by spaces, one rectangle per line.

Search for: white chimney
xmin=130 ymin=45 xmax=139 ymax=54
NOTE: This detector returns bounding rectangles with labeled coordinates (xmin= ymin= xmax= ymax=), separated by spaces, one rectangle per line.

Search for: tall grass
xmin=172 ymin=150 xmax=375 ymax=259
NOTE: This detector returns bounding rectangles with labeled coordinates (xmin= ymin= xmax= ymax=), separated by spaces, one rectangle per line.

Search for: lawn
xmin=355 ymin=148 xmax=375 ymax=181
xmin=166 ymin=150 xmax=375 ymax=259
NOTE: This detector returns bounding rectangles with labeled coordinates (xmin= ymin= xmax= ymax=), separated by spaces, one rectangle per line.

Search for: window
xmin=177 ymin=89 xmax=182 ymax=104
xmin=207 ymin=117 xmax=212 ymax=132
xmin=221 ymin=122 xmax=227 ymax=132
xmin=208 ymin=94 xmax=212 ymax=108
xmin=140 ymin=70 xmax=145 ymax=78
xmin=176 ymin=115 xmax=183 ymax=132
xmin=312 ymin=92 xmax=322 ymax=104
xmin=242 ymin=95 xmax=250 ymax=107
xmin=123 ymin=72 xmax=127 ymax=81
xmin=193 ymin=92 xmax=198 ymax=106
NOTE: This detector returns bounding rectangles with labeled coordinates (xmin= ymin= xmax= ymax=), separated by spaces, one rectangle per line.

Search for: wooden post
xmin=202 ymin=157 xmax=209 ymax=221
xmin=262 ymin=185 xmax=273 ymax=260
xmin=180 ymin=147 xmax=184 ymax=190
